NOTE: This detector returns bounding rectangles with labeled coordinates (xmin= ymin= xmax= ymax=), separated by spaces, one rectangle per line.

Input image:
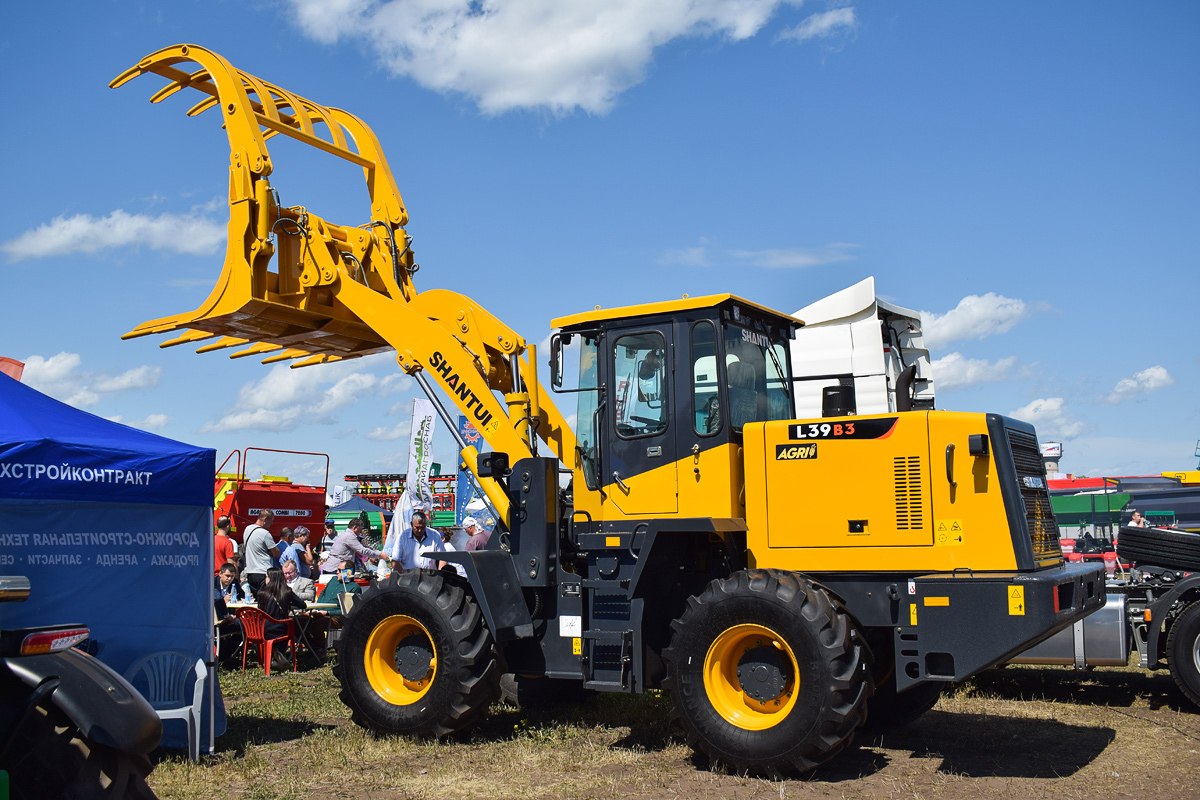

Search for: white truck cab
xmin=791 ymin=276 xmax=936 ymax=418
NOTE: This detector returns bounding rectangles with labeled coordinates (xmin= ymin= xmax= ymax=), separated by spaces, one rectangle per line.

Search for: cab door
xmin=603 ymin=326 xmax=678 ymax=515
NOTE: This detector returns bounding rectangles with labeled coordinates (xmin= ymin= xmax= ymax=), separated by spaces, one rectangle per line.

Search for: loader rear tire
xmin=1166 ymin=600 xmax=1200 ymax=709
xmin=663 ymin=569 xmax=870 ymax=776
xmin=333 ymin=569 xmax=501 ymax=737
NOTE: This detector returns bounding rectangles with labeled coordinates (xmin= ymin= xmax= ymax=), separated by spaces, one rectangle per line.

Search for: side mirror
xmin=550 ymin=333 xmax=568 ymax=389
xmin=477 ymin=451 xmax=510 ymax=479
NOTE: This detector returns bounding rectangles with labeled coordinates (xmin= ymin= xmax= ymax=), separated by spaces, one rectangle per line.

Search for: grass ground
xmin=147 ymin=657 xmax=1200 ymax=800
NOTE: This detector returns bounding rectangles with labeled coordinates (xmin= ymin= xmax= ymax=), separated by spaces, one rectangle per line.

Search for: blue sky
xmin=2 ymin=1 xmax=1196 ymax=489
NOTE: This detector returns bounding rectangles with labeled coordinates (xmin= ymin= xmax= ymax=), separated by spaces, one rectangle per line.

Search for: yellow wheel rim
xmin=704 ymin=623 xmax=799 ymax=730
xmin=364 ymin=614 xmax=436 ymax=705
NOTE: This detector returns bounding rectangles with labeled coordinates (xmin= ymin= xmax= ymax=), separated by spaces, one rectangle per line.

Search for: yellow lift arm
xmin=111 ymin=44 xmax=577 ymax=524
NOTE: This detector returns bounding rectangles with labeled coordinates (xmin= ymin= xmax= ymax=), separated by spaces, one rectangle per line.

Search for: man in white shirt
xmin=389 ymin=509 xmax=446 ymax=571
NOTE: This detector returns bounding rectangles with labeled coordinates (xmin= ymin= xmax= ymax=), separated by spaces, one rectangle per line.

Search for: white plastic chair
xmin=123 ymin=650 xmax=207 ymax=761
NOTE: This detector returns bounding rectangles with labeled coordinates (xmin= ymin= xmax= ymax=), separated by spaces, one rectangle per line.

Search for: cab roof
xmin=551 ymin=293 xmax=804 ymax=330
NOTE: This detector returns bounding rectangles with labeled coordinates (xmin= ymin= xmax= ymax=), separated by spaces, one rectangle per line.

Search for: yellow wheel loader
xmin=112 ymin=45 xmax=1105 ymax=775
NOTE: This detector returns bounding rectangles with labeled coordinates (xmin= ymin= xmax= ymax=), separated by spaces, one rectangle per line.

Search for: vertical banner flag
xmin=384 ymin=399 xmax=437 ymax=569
xmin=456 ymin=415 xmax=480 ymax=524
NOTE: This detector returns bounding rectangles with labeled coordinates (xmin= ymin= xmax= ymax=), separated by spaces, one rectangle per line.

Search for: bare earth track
xmin=148 ymin=659 xmax=1200 ymax=800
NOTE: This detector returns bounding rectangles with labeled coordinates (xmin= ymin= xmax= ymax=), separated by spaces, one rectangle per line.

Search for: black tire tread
xmin=662 ymin=569 xmax=870 ymax=776
xmin=0 ymin=682 xmax=158 ymax=800
xmin=1165 ymin=600 xmax=1200 ymax=709
xmin=333 ymin=570 xmax=501 ymax=738
xmin=1117 ymin=526 xmax=1200 ymax=572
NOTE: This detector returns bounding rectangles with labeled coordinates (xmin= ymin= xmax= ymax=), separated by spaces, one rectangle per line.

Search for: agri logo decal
xmin=776 ymin=443 xmax=818 ymax=460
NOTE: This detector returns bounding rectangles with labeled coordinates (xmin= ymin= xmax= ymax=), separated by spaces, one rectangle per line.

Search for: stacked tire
xmin=1116 ymin=525 xmax=1200 ymax=572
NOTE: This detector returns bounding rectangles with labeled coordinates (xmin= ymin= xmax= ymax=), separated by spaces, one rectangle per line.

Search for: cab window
xmin=612 ymin=332 xmax=667 ymax=438
xmin=691 ymin=321 xmax=722 ymax=435
xmin=723 ymin=323 xmax=792 ymax=430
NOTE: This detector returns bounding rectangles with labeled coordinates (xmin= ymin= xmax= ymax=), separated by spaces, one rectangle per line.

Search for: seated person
xmin=216 ymin=563 xmax=247 ymax=603
xmin=213 ymin=565 xmax=244 ymax=664
xmin=282 ymin=560 xmax=316 ymax=602
xmin=256 ymin=566 xmax=307 ymax=640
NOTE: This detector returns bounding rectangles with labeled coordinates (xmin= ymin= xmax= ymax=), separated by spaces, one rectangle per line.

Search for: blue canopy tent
xmin=0 ymin=373 xmax=223 ymax=751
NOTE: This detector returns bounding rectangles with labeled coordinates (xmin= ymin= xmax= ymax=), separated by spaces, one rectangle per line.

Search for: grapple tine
xmin=261 ymin=348 xmax=312 ymax=365
xmin=230 ymin=343 xmax=282 ymax=359
xmin=292 ymin=354 xmax=344 ymax=368
xmin=149 ymin=68 xmax=210 ymax=104
xmin=161 ymin=330 xmax=216 ymax=348
xmin=187 ymin=96 xmax=220 ymax=117
xmin=196 ymin=336 xmax=248 ymax=354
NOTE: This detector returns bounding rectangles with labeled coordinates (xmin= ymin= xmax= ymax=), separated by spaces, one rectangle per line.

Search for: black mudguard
xmin=1147 ymin=574 xmax=1200 ymax=663
xmin=1 ymin=648 xmax=161 ymax=755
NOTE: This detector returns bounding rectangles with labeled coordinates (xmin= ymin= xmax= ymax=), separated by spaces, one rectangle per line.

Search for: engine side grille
xmin=1005 ymin=428 xmax=1062 ymax=561
xmin=894 ymin=456 xmax=924 ymax=530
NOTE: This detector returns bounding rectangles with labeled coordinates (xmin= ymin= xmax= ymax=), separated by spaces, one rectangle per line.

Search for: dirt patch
xmin=149 ymin=662 xmax=1200 ymax=800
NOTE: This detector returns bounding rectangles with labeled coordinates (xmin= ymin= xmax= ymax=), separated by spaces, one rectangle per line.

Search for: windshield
xmin=723 ymin=322 xmax=793 ymax=429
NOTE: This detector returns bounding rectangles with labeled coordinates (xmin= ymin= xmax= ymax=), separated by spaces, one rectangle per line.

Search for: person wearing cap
xmin=320 ymin=517 xmax=388 ymax=575
xmin=462 ymin=516 xmax=492 ymax=552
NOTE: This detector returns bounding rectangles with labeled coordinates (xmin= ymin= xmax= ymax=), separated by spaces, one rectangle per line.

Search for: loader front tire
xmin=334 ymin=569 xmax=501 ymax=737
xmin=663 ymin=569 xmax=870 ymax=776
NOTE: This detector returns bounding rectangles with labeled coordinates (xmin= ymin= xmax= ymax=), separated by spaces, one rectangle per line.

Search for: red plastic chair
xmin=236 ymin=606 xmax=296 ymax=675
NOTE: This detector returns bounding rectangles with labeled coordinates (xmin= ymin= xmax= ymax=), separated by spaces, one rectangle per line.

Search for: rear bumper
xmin=893 ymin=561 xmax=1105 ymax=691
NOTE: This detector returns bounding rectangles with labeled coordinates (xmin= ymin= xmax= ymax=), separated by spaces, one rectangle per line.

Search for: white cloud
xmin=931 ymin=353 xmax=1018 ymax=391
xmin=22 ymin=352 xmax=159 ymax=409
xmin=22 ymin=352 xmax=83 ymax=387
xmin=380 ymin=372 xmax=415 ymax=395
xmin=1 ymin=209 xmax=224 ymax=262
xmin=93 ymin=365 xmax=162 ymax=393
xmin=1008 ymin=397 xmax=1086 ymax=440
xmin=729 ymin=243 xmax=857 ymax=269
xmin=285 ymin=0 xmax=837 ymax=115
xmin=203 ymin=358 xmax=393 ymax=432
xmin=777 ymin=7 xmax=856 ymax=43
xmin=922 ymin=293 xmax=1029 ymax=351
xmin=106 ymin=413 xmax=170 ymax=431
xmin=201 ymin=406 xmax=305 ymax=433
xmin=662 ymin=240 xmax=857 ymax=268
xmin=660 ymin=245 xmax=711 ymax=267
xmin=310 ymin=373 xmax=378 ymax=416
xmin=1104 ymin=365 xmax=1173 ymax=404
xmin=366 ymin=420 xmax=412 ymax=441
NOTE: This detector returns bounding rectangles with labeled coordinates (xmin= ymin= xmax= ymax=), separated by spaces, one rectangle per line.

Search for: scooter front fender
xmin=2 ymin=649 xmax=161 ymax=755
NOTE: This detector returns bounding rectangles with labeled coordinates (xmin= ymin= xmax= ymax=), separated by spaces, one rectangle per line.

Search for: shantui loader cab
xmin=112 ymin=45 xmax=1105 ymax=775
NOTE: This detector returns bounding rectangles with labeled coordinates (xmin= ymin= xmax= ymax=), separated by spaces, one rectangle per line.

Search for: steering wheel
xmin=629 ymin=415 xmax=657 ymax=425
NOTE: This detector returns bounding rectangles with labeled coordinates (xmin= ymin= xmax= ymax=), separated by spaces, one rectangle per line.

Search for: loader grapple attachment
xmin=111 ymin=43 xmax=413 ymax=367
xmin=111 ymin=44 xmax=580 ymax=478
